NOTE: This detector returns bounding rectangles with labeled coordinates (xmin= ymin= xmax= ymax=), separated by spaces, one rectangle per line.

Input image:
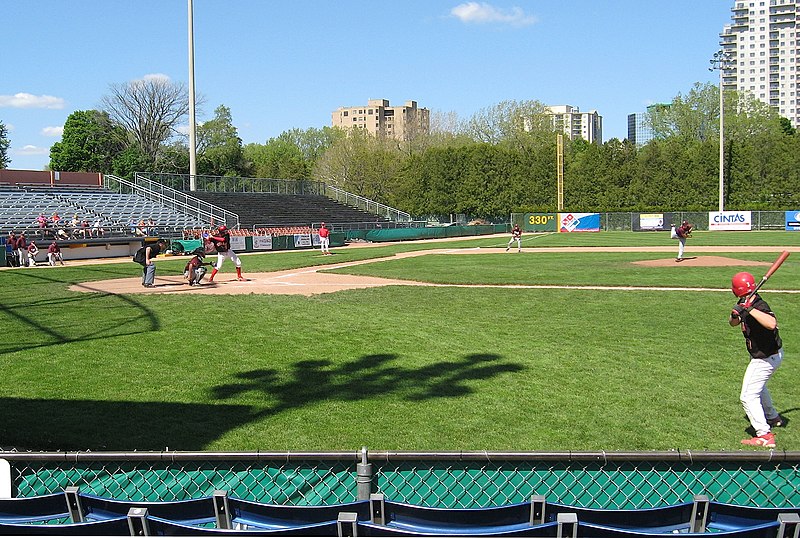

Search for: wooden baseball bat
xmin=748 ymin=250 xmax=790 ymax=299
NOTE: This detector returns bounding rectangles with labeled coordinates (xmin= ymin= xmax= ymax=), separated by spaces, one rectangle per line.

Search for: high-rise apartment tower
xmin=720 ymin=0 xmax=799 ymax=128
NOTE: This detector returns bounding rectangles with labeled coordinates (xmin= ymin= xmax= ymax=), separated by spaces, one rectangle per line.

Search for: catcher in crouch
xmin=184 ymin=247 xmax=213 ymax=286
xmin=205 ymin=225 xmax=245 ymax=282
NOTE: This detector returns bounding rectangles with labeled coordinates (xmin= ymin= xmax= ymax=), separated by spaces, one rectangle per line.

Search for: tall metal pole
xmin=188 ymin=0 xmax=197 ymax=191
xmin=710 ymin=50 xmax=729 ymax=213
xmin=718 ymin=64 xmax=724 ymax=213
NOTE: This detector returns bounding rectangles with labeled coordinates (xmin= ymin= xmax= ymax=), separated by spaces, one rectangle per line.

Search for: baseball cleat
xmin=767 ymin=415 xmax=786 ymax=428
xmin=740 ymin=432 xmax=776 ymax=448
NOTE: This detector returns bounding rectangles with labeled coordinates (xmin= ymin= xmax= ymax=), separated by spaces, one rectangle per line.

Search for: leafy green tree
xmin=111 ymin=145 xmax=153 ymax=179
xmin=648 ymin=82 xmax=719 ymax=141
xmin=244 ymin=140 xmax=307 ymax=179
xmin=313 ymin=128 xmax=403 ymax=202
xmin=196 ymin=105 xmax=246 ymax=176
xmin=49 ymin=110 xmax=125 ymax=172
xmin=463 ymin=100 xmax=554 ymax=148
xmin=0 ymin=120 xmax=10 ymax=168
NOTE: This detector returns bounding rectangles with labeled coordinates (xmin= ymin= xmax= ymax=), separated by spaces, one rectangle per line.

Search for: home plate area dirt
xmin=69 ymin=247 xmax=784 ymax=297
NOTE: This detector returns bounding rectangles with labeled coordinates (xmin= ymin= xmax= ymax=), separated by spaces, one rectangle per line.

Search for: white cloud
xmin=42 ymin=126 xmax=63 ymax=137
xmin=142 ymin=73 xmax=171 ymax=83
xmin=15 ymin=145 xmax=50 ymax=156
xmin=450 ymin=2 xmax=536 ymax=26
xmin=0 ymin=93 xmax=65 ymax=109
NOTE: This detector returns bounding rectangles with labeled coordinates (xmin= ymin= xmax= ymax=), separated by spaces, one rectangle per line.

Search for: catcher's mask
xmin=731 ymin=272 xmax=756 ymax=297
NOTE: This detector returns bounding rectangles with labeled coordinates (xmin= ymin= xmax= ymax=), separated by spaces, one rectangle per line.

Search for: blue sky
xmin=2 ymin=1 xmax=733 ymax=171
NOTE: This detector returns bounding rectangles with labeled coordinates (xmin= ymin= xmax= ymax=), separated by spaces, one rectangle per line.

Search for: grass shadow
xmin=212 ymin=353 xmax=525 ymax=415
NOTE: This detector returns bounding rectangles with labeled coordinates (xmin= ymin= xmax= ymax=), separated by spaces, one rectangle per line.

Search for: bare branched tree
xmin=101 ymin=76 xmax=190 ymax=165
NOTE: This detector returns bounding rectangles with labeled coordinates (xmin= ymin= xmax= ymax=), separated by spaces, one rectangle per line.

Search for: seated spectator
xmin=36 ymin=213 xmax=49 ymax=237
xmin=92 ymin=218 xmax=105 ymax=237
xmin=55 ymin=227 xmax=70 ymax=240
xmin=147 ymin=218 xmax=156 ymax=235
xmin=50 ymin=212 xmax=61 ymax=226
xmin=47 ymin=240 xmax=65 ymax=266
xmin=79 ymin=219 xmax=91 ymax=239
xmin=27 ymin=240 xmax=40 ymax=266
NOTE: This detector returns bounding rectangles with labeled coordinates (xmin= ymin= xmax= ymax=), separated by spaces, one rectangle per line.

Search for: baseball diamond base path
xmin=69 ymin=246 xmax=797 ymax=297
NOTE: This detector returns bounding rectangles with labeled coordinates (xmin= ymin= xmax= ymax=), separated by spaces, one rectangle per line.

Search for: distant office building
xmin=627 ymin=104 xmax=669 ymax=146
xmin=332 ymin=99 xmax=430 ymax=140
xmin=720 ymin=0 xmax=799 ymax=129
xmin=546 ymin=105 xmax=603 ymax=144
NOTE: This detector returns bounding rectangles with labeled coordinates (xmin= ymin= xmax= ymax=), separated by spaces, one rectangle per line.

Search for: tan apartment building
xmin=332 ymin=99 xmax=431 ymax=140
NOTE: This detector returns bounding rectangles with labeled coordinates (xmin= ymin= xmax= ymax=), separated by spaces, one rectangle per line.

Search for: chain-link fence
xmin=2 ymin=451 xmax=798 ymax=509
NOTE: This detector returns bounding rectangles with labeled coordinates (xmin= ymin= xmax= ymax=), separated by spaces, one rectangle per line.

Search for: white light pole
xmin=188 ymin=0 xmax=197 ymax=191
xmin=709 ymin=50 xmax=731 ymax=213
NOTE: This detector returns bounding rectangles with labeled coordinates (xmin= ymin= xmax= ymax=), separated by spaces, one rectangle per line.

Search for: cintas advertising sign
xmin=709 ymin=211 xmax=752 ymax=231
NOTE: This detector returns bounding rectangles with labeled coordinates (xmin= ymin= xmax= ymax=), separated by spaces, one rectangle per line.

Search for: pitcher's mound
xmin=634 ymin=256 xmax=771 ymax=267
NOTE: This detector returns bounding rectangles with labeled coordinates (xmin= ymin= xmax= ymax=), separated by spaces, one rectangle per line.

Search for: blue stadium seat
xmin=0 ymin=493 xmax=69 ymax=524
xmin=228 ymin=497 xmax=370 ymax=530
xmin=0 ymin=517 xmax=130 ymax=536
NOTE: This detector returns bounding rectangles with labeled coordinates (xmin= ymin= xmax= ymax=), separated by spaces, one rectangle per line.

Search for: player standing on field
xmin=318 ymin=222 xmax=331 ymax=255
xmin=506 ymin=224 xmax=522 ymax=252
xmin=206 ymin=225 xmax=244 ymax=282
xmin=729 ymin=271 xmax=785 ymax=448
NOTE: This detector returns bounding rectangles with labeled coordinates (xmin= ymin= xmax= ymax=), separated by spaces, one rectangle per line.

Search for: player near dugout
xmin=206 ymin=225 xmax=244 ymax=282
xmin=729 ymin=271 xmax=785 ymax=448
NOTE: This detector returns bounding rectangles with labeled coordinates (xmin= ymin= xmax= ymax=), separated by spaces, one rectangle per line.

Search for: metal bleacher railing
xmin=103 ymin=174 xmax=239 ymax=230
xmin=1 ymin=450 xmax=799 ymax=509
xmin=324 ymin=185 xmax=412 ymax=223
xmin=137 ymin=172 xmax=412 ymax=223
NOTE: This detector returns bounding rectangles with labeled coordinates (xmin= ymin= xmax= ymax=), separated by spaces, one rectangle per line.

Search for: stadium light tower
xmin=709 ymin=50 xmax=732 ymax=213
xmin=188 ymin=0 xmax=197 ymax=190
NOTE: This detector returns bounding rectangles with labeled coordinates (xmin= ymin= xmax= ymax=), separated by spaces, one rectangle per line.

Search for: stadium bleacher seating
xmin=186 ymin=192 xmax=388 ymax=229
xmin=0 ymin=186 xmax=205 ymax=235
xmin=0 ymin=490 xmax=798 ymax=537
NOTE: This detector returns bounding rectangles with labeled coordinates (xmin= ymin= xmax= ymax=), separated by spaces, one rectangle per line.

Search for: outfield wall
xmin=511 ymin=211 xmax=796 ymax=232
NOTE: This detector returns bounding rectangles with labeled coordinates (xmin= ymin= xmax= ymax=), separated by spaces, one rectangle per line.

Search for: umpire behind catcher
xmin=133 ymin=238 xmax=167 ymax=288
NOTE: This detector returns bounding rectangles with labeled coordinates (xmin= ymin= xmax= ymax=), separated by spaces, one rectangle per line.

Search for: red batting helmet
xmin=731 ymin=272 xmax=756 ymax=297
xmin=218 ymin=225 xmax=228 ymax=232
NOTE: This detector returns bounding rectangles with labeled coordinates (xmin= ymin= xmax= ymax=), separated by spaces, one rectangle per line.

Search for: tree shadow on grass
xmin=212 ymin=353 xmax=526 ymax=416
xmin=0 ymin=399 xmax=255 ymax=452
xmin=0 ymin=355 xmax=523 ymax=451
xmin=0 ymin=267 xmax=160 ymax=355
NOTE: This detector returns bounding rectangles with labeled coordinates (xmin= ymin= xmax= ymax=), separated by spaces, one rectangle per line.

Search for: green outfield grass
xmin=1 ymin=231 xmax=797 ymax=452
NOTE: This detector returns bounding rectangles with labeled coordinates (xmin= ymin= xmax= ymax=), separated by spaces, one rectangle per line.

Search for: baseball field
xmin=2 ymin=231 xmax=799 ymax=453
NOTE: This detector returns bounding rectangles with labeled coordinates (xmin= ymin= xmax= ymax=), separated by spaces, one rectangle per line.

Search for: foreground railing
xmin=2 ymin=450 xmax=798 ymax=508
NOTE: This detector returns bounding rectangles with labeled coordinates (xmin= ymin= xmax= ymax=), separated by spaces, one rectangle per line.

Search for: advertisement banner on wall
xmin=709 ymin=211 xmax=752 ymax=231
xmin=785 ymin=211 xmax=800 ymax=231
xmin=523 ymin=213 xmax=558 ymax=232
xmin=230 ymin=236 xmax=246 ymax=250
xmin=252 ymin=235 xmax=274 ymax=250
xmin=558 ymin=212 xmax=600 ymax=232
xmin=294 ymin=234 xmax=312 ymax=248
xmin=638 ymin=213 xmax=665 ymax=231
